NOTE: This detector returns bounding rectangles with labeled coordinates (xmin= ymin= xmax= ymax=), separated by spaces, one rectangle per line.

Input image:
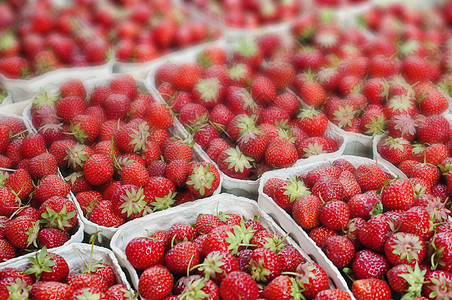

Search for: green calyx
xmin=41 ymin=204 xmax=77 ymax=231
xmin=186 ymin=164 xmax=216 ymax=197
xmin=25 ymin=247 xmax=56 ymax=281
xmin=178 ymin=278 xmax=209 ymax=300
xmin=223 ymin=147 xmax=254 ymax=173
xmin=65 ymin=143 xmax=90 ymax=170
xmin=129 ymin=122 xmax=150 ymax=153
xmin=119 ymin=187 xmax=148 ymax=217
xmin=150 ymin=190 xmax=177 ymax=212
xmin=225 ymin=220 xmax=256 ymax=255
xmin=6 ymin=278 xmax=31 ymax=300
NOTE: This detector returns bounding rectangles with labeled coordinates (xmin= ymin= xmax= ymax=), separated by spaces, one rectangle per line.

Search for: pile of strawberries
xmin=285 ymin=6 xmax=450 ymax=137
xmin=0 ymin=116 xmax=80 ymax=262
xmin=263 ymin=157 xmax=452 ymax=299
xmin=127 ymin=212 xmax=352 ymax=299
xmin=29 ymin=74 xmax=221 ymax=229
xmin=153 ymin=37 xmax=341 ymax=181
xmin=0 ymin=0 xmax=111 ymax=79
xmin=78 ymin=0 xmax=221 ymax=64
xmin=183 ymin=0 xmax=302 ymax=29
xmin=0 ymin=246 xmax=134 ymax=299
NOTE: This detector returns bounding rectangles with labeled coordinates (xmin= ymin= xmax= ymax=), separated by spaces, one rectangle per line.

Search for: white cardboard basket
xmin=0 ymin=243 xmax=133 ymax=293
xmin=110 ymin=193 xmax=354 ymax=298
xmin=144 ymin=41 xmax=348 ymax=196
xmin=21 ymin=76 xmax=222 ymax=243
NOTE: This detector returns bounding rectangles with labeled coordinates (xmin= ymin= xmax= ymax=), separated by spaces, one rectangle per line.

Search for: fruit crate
xmin=144 ymin=41 xmax=348 ymax=197
xmin=257 ymin=155 xmax=402 ymax=297
xmin=110 ymin=193 xmax=354 ymax=297
xmin=0 ymin=242 xmax=133 ymax=294
xmin=0 ymin=112 xmax=85 ymax=267
xmin=21 ymin=75 xmax=223 ymax=243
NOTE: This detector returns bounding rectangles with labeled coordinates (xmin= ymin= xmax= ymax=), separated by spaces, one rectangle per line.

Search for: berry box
xmin=145 ymin=39 xmax=347 ymax=196
xmin=0 ymin=112 xmax=85 ymax=266
xmin=110 ymin=193 xmax=354 ymax=298
xmin=22 ymin=75 xmax=223 ymax=243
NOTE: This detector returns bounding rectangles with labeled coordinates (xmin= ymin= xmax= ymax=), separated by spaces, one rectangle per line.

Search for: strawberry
xmin=323 ymin=235 xmax=355 ymax=268
xmin=415 ymin=82 xmax=449 ymax=116
xmin=31 ymin=281 xmax=73 ymax=300
xmin=315 ymin=289 xmax=352 ymax=300
xmin=0 ymin=56 xmax=29 ymax=79
xmin=56 ymin=96 xmax=88 ymax=123
xmin=198 ymin=47 xmax=227 ymax=68
xmin=0 ymin=187 xmax=20 ymax=217
xmin=165 ymin=241 xmax=199 ymax=276
xmin=172 ymin=63 xmax=201 ymax=91
xmin=28 ymin=152 xmax=58 ymax=179
xmin=67 ymin=273 xmax=107 ymax=292
xmin=26 ymin=247 xmax=69 ymax=282
xmin=386 ymin=263 xmax=427 ymax=295
xmin=429 ymin=232 xmax=452 ymax=273
xmin=4 ymin=216 xmax=40 ymax=249
xmin=297 ymin=77 xmax=327 ymax=107
xmin=126 ymin=237 xmax=164 ymax=270
xmin=110 ymin=74 xmax=137 ymax=100
xmin=417 ymin=115 xmax=449 ymax=144
xmin=144 ymin=176 xmax=176 ymax=211
xmin=248 ymin=247 xmax=281 ymax=283
xmin=383 ymin=95 xmax=418 ymax=119
xmin=296 ymin=108 xmax=328 ymax=137
xmin=89 ymin=200 xmax=125 ymax=228
xmin=106 ymin=284 xmax=135 ymax=300
xmin=384 ymin=232 xmax=426 ymax=266
xmin=186 ymin=161 xmax=220 ymax=197
xmin=250 ymin=76 xmax=276 ymax=106
xmin=165 ymin=159 xmax=189 ymax=186
xmin=348 ymin=192 xmax=382 ymax=220
xmin=219 ymin=271 xmax=258 ymax=300
xmin=193 ymin=214 xmax=223 ymax=235
xmin=312 ymin=175 xmax=344 ymax=202
xmin=381 ymin=178 xmax=414 ymax=211
xmin=83 ymin=154 xmax=114 ymax=186
xmin=377 ymin=136 xmax=413 ymax=164
xmin=176 ymin=276 xmax=219 ymax=299
xmin=169 ymin=223 xmax=197 ymax=244
xmin=195 ymin=250 xmax=239 ymax=285
xmin=265 ymin=136 xmax=298 ymax=168
xmin=273 ymin=92 xmax=299 ymax=117
xmin=37 ymin=196 xmax=77 ymax=232
xmin=103 ymin=94 xmax=131 ymax=121
xmin=352 ymin=278 xmax=391 ymax=300
xmin=360 ymin=107 xmax=387 ymax=136
xmin=319 ymin=201 xmax=349 ymax=231
xmin=193 ymin=124 xmax=220 ymax=150
xmin=111 ymin=185 xmax=149 ymax=220
xmin=399 ymin=206 xmax=432 ymax=240
xmin=422 ymin=270 xmax=452 ymax=299
xmin=33 ymin=174 xmax=70 ymax=204
xmin=20 ymin=133 xmax=46 ymax=158
xmin=121 ymin=162 xmax=149 ymax=187
xmin=264 ymin=61 xmax=295 ymax=91
xmin=216 ymin=147 xmax=253 ymax=180
xmin=0 ymin=239 xmax=15 ymax=262
xmin=138 ymin=265 xmax=173 ymax=300
xmin=37 ymin=228 xmax=70 ymax=249
xmin=272 ymin=176 xmax=310 ymax=212
xmin=354 ymin=164 xmax=388 ymax=192
xmin=352 ymin=250 xmax=390 ymax=280
xmin=387 ymin=114 xmax=417 ymax=141
xmin=293 ymin=262 xmax=328 ymax=299
xmin=292 ymin=194 xmax=322 ymax=230
xmin=262 ymin=275 xmax=302 ymax=300
xmin=425 ymin=144 xmax=449 ymax=166
xmin=359 ymin=214 xmax=393 ymax=253
xmin=145 ymin=102 xmax=173 ymax=130
xmin=59 ymin=79 xmax=86 ymax=99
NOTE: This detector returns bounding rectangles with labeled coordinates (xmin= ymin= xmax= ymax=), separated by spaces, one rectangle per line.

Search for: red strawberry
xmin=415 ymin=82 xmax=449 ymax=116
xmin=377 ymin=136 xmax=413 ymax=164
xmin=37 ymin=228 xmax=70 ymax=249
xmin=83 ymin=154 xmax=114 ymax=186
xmin=381 ymin=178 xmax=414 ymax=211
xmin=422 ymin=270 xmax=452 ymax=299
xmin=111 ymin=185 xmax=149 ymax=220
xmin=359 ymin=214 xmax=393 ymax=253
xmin=265 ymin=136 xmax=298 ymax=168
xmin=28 ymin=152 xmax=58 ymax=179
xmin=297 ymin=78 xmax=327 ymax=107
xmin=384 ymin=232 xmax=426 ymax=266
xmin=186 ymin=161 xmax=220 ymax=197
xmin=110 ymin=74 xmax=137 ymax=100
xmin=386 ymin=263 xmax=427 ymax=295
xmin=165 ymin=241 xmax=199 ymax=276
xmin=399 ymin=206 xmax=432 ymax=240
xmin=0 ymin=56 xmax=29 ymax=79
xmin=355 ymin=164 xmax=387 ymax=192
xmin=417 ymin=115 xmax=449 ymax=144
xmin=126 ymin=237 xmax=164 ymax=270
xmin=296 ymin=108 xmax=328 ymax=137
xmin=352 ymin=250 xmax=390 ymax=280
xmin=89 ymin=200 xmax=125 ymax=228
xmin=312 ymin=175 xmax=344 ymax=202
xmin=56 ymin=96 xmax=88 ymax=123
xmin=33 ymin=174 xmax=70 ymax=203
xmin=105 ymin=284 xmax=135 ymax=300
xmin=20 ymin=133 xmax=46 ymax=158
xmin=198 ymin=47 xmax=227 ymax=68
xmin=262 ymin=275 xmax=301 ymax=300
xmin=264 ymin=62 xmax=295 ymax=91
xmin=138 ymin=265 xmax=173 ymax=300
xmin=315 ymin=289 xmax=352 ymax=300
xmin=27 ymin=248 xmax=69 ymax=282
xmin=31 ymin=281 xmax=73 ymax=300
xmin=219 ymin=271 xmax=258 ymax=300
xmin=319 ymin=201 xmax=349 ymax=231
xmin=172 ymin=63 xmax=201 ymax=91
xmin=103 ymin=94 xmax=131 ymax=121
xmin=430 ymin=232 xmax=452 ymax=273
xmin=5 ymin=216 xmax=40 ymax=249
xmin=38 ymin=196 xmax=77 ymax=232
xmin=324 ymin=235 xmax=355 ymax=268
xmin=352 ymin=278 xmax=391 ymax=300
xmin=0 ymin=239 xmax=15 ymax=262
xmin=294 ymin=262 xmax=329 ymax=299
xmin=292 ymin=194 xmax=322 ymax=230
xmin=67 ymin=273 xmax=107 ymax=292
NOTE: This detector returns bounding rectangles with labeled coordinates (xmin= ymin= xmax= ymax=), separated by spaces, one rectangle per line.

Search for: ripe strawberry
xmin=381 ymin=178 xmax=414 ymax=211
xmin=172 ymin=63 xmax=201 ymax=91
xmin=354 ymin=164 xmax=388 ymax=192
xmin=186 ymin=161 xmax=220 ymax=197
xmin=352 ymin=278 xmax=391 ymax=300
xmin=415 ymin=82 xmax=449 ymax=116
xmin=352 ymin=250 xmax=390 ymax=280
xmin=219 ymin=271 xmax=258 ymax=300
xmin=429 ymin=232 xmax=452 ymax=273
xmin=248 ymin=247 xmax=282 ymax=283
xmin=67 ymin=273 xmax=107 ymax=292
xmin=386 ymin=263 xmax=427 ymax=295
xmin=126 ymin=237 xmax=164 ymax=270
xmin=20 ymin=133 xmax=46 ymax=158
xmin=264 ymin=61 xmax=295 ymax=91
xmin=0 ymin=239 xmax=15 ymax=262
xmin=312 ymin=175 xmax=344 ymax=202
xmin=37 ymin=228 xmax=70 ymax=249
xmin=262 ymin=275 xmax=301 ymax=300
xmin=110 ymin=74 xmax=137 ymax=100
xmin=195 ymin=250 xmax=239 ymax=284
xmin=103 ymin=94 xmax=131 ymax=121
xmin=399 ymin=206 xmax=432 ymax=240
xmin=169 ymin=223 xmax=197 ymax=244
xmin=422 ymin=270 xmax=452 ymax=299
xmin=383 ymin=95 xmax=418 ymax=120
xmin=359 ymin=214 xmax=393 ymax=253
xmin=34 ymin=174 xmax=70 ymax=203
xmin=324 ymin=235 xmax=355 ymax=268
xmin=292 ymin=194 xmax=322 ymax=230
xmin=250 ymin=76 xmax=276 ymax=106
xmin=272 ymin=92 xmax=299 ymax=118
xmin=384 ymin=232 xmax=426 ymax=266
xmin=28 ymin=152 xmax=58 ymax=179
xmin=265 ymin=136 xmax=298 ymax=168
xmin=294 ymin=262 xmax=329 ymax=299
xmin=315 ymin=289 xmax=352 ymax=300
xmin=377 ymin=136 xmax=413 ymax=164
xmin=296 ymin=108 xmax=328 ymax=137
xmin=138 ymin=265 xmax=173 ymax=300
xmin=111 ymin=185 xmax=149 ymax=220
xmin=417 ymin=115 xmax=449 ymax=144
xmin=198 ymin=47 xmax=227 ymax=68
xmin=0 ymin=187 xmax=20 ymax=217
xmin=89 ymin=200 xmax=125 ymax=228
xmin=5 ymin=216 xmax=40 ymax=249
xmin=83 ymin=154 xmax=114 ymax=186
xmin=297 ymin=78 xmax=327 ymax=107
xmin=31 ymin=281 xmax=73 ymax=300
xmin=0 ymin=56 xmax=29 ymax=79
xmin=165 ymin=241 xmax=199 ymax=276
xmin=56 ymin=96 xmax=88 ymax=123
xmin=38 ymin=196 xmax=77 ymax=232
xmin=319 ymin=201 xmax=349 ymax=231
xmin=105 ymin=284 xmax=135 ymax=300
xmin=27 ymin=248 xmax=69 ymax=282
